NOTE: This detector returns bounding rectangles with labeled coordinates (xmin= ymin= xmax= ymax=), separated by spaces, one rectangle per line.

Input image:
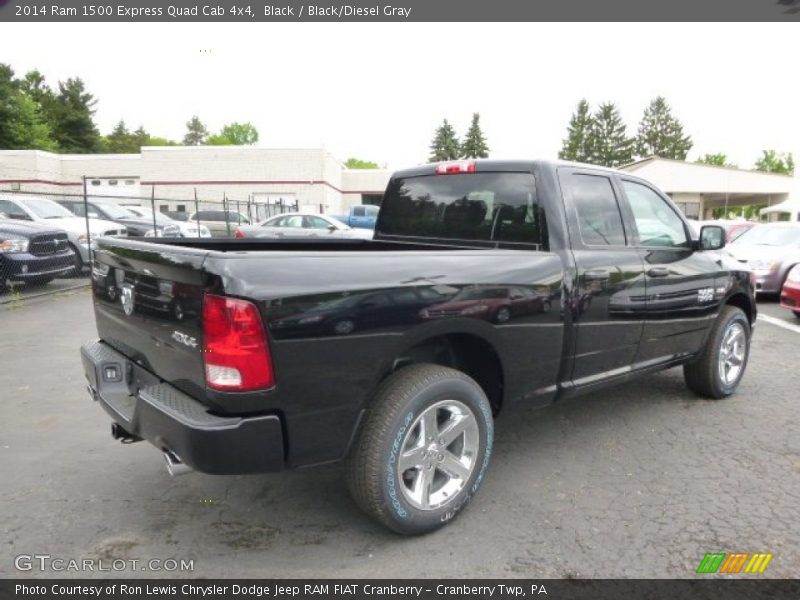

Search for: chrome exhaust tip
xmin=163 ymin=450 xmax=192 ymax=476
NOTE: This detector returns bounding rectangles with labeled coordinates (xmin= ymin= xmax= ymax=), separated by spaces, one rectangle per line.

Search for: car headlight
xmin=78 ymin=232 xmax=92 ymax=245
xmin=786 ymin=264 xmax=800 ymax=284
xmin=144 ymin=229 xmax=157 ymax=238
xmin=748 ymin=259 xmax=778 ymax=273
xmin=461 ymin=304 xmax=489 ymax=315
xmin=0 ymin=238 xmax=29 ymax=253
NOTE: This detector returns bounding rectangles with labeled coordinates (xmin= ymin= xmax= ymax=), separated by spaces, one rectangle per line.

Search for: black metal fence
xmin=0 ymin=186 xmax=298 ymax=293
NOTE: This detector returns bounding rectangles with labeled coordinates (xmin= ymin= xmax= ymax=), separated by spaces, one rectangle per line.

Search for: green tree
xmin=0 ymin=64 xmax=57 ymax=151
xmin=635 ymin=96 xmax=693 ymax=160
xmin=142 ymin=136 xmax=177 ymax=146
xmin=695 ymin=153 xmax=736 ymax=167
xmin=754 ymin=150 xmax=794 ymax=175
xmin=206 ymin=122 xmax=259 ymax=146
xmin=428 ymin=119 xmax=460 ymax=162
xmin=344 ymin=157 xmax=380 ymax=169
xmin=461 ymin=113 xmax=489 ymax=159
xmin=104 ymin=120 xmax=137 ymax=153
xmin=558 ymin=99 xmax=595 ymax=163
xmin=49 ymin=78 xmax=102 ymax=153
xmin=588 ymin=102 xmax=632 ymax=167
xmin=183 ymin=115 xmax=209 ymax=145
xmin=10 ymin=93 xmax=57 ymax=150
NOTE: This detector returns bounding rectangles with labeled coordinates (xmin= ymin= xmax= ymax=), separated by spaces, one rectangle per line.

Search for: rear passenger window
xmin=569 ymin=174 xmax=626 ymax=246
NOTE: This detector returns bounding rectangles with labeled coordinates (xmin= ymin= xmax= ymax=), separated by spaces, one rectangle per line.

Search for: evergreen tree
xmin=589 ymin=102 xmax=632 ymax=167
xmin=461 ymin=113 xmax=489 ymax=159
xmin=49 ymin=78 xmax=102 ymax=153
xmin=754 ymin=150 xmax=794 ymax=176
xmin=183 ymin=116 xmax=209 ymax=145
xmin=105 ymin=120 xmax=135 ymax=153
xmin=428 ymin=119 xmax=460 ymax=162
xmin=635 ymin=96 xmax=693 ymax=160
xmin=558 ymin=99 xmax=595 ymax=163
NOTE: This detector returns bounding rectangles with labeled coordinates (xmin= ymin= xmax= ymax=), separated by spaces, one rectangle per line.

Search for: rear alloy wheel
xmin=684 ymin=306 xmax=751 ymax=399
xmin=346 ymin=363 xmax=493 ymax=535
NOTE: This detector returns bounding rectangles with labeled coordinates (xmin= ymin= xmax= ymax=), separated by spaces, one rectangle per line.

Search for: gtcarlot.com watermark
xmin=14 ymin=554 xmax=194 ymax=573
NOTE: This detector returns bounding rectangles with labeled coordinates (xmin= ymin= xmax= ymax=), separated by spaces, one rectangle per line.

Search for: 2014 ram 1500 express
xmin=81 ymin=160 xmax=755 ymax=534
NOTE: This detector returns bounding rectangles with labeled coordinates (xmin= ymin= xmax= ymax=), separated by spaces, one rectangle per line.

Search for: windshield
xmin=93 ymin=202 xmax=136 ymax=219
xmin=20 ymin=197 xmax=75 ymax=219
xmin=129 ymin=207 xmax=173 ymax=224
xmin=731 ymin=225 xmax=800 ymax=247
xmin=378 ymin=172 xmax=547 ymax=248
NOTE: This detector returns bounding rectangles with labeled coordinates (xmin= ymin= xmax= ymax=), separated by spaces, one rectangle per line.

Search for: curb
xmin=0 ymin=280 xmax=91 ymax=305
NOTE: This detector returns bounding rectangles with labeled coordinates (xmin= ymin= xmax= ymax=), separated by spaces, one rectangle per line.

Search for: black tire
xmin=684 ymin=305 xmax=751 ymax=399
xmin=793 ymin=311 xmax=800 ymax=320
xmin=68 ymin=244 xmax=84 ymax=276
xmin=346 ymin=363 xmax=494 ymax=535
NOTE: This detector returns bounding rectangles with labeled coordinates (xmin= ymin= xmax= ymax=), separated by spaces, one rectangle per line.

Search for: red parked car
xmin=420 ymin=285 xmax=551 ymax=323
xmin=780 ymin=264 xmax=800 ymax=318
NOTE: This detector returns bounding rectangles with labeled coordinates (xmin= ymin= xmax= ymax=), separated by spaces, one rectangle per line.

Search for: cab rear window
xmin=377 ymin=172 xmax=547 ymax=249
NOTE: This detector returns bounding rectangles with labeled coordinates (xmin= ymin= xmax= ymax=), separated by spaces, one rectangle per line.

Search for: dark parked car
xmin=81 ymin=159 xmax=754 ymax=535
xmin=0 ymin=216 xmax=75 ymax=289
xmin=58 ymin=198 xmax=172 ymax=237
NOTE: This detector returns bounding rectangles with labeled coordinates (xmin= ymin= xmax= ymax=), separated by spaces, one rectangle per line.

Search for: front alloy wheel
xmin=684 ymin=305 xmax=751 ymax=399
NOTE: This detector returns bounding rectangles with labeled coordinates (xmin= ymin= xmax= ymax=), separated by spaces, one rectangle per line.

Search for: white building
xmin=0 ymin=149 xmax=796 ymax=221
xmin=619 ymin=157 xmax=797 ymax=220
xmin=0 ymin=147 xmax=391 ymax=216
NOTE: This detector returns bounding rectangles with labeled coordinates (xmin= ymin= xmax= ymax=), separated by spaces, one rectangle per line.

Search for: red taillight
xmin=202 ymin=293 xmax=274 ymax=391
xmin=234 ymin=229 xmax=245 ymax=239
xmin=435 ymin=160 xmax=476 ymax=175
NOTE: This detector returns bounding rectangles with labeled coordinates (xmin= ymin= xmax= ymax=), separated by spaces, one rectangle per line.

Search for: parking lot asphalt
xmin=1 ymin=291 xmax=798 ymax=579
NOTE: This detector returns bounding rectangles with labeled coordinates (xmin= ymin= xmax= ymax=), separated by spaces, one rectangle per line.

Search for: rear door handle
xmin=583 ymin=270 xmax=610 ymax=281
xmin=647 ymin=267 xmax=671 ymax=278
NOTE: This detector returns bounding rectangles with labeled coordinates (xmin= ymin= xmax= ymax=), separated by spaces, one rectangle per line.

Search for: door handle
xmin=583 ymin=270 xmax=610 ymax=281
xmin=647 ymin=267 xmax=670 ymax=278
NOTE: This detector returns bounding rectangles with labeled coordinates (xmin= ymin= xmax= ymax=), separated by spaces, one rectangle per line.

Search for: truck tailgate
xmin=91 ymin=238 xmax=210 ymax=401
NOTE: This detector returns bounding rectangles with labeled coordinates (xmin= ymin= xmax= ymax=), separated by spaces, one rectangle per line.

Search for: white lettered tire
xmin=346 ymin=363 xmax=494 ymax=535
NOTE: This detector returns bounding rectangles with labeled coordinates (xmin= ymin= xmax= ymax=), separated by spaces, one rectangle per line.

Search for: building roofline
xmin=620 ymin=155 xmax=795 ymax=179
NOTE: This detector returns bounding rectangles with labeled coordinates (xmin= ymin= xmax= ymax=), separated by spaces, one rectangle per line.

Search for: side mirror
xmin=699 ymin=225 xmax=726 ymax=251
xmin=328 ymin=225 xmax=337 ymax=232
xmin=9 ymin=212 xmax=32 ymax=221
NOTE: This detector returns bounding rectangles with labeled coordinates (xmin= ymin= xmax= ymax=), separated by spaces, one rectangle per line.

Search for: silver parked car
xmin=235 ymin=213 xmax=373 ymax=240
xmin=0 ymin=195 xmax=126 ymax=272
xmin=726 ymin=222 xmax=800 ymax=293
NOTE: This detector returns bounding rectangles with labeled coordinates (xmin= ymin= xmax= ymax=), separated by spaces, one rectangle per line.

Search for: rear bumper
xmin=80 ymin=339 xmax=285 ymax=474
xmin=1 ymin=251 xmax=75 ymax=281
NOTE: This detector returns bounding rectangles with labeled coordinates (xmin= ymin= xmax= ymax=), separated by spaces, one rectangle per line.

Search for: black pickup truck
xmin=81 ymin=160 xmax=754 ymax=534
